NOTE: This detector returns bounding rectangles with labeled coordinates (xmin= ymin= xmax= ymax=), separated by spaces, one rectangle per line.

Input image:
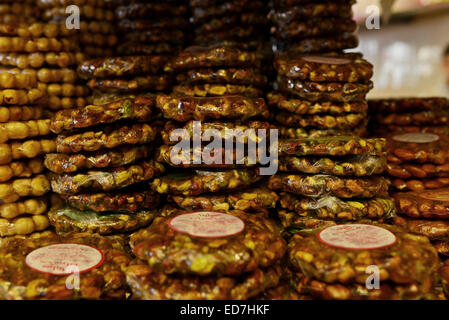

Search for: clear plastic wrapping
xmin=51 ymin=160 xmax=165 ymax=194
xmin=48 ymin=206 xmax=156 ymax=235
xmin=130 ymin=210 xmax=286 ymax=276
xmin=151 ymin=168 xmax=263 ymax=196
xmin=288 ymin=224 xmax=438 ymax=285
xmin=156 ymin=94 xmax=269 ymax=122
xmin=126 ymin=262 xmax=281 ymax=300
xmin=278 ymin=155 xmax=386 ymax=176
xmin=268 ymin=174 xmax=390 ymax=198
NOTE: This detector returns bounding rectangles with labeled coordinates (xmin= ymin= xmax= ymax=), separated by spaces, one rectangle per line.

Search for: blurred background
xmin=353 ymin=0 xmax=449 ymax=97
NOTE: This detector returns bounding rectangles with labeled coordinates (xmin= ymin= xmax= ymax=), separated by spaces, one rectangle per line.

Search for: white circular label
xmin=392 ymin=133 xmax=439 ymax=143
xmin=318 ymin=224 xmax=397 ymax=250
xmin=25 ymin=244 xmax=104 ymax=275
xmin=302 ymin=55 xmax=351 ymax=65
xmin=168 ymin=211 xmax=245 ymax=238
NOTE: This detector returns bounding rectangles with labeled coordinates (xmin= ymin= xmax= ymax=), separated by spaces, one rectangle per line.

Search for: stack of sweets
xmin=0 ymin=230 xmax=131 ymax=299
xmin=43 ymin=56 xmax=167 ymax=235
xmin=268 ymin=53 xmax=373 ymax=139
xmin=126 ymin=210 xmax=287 ymax=300
xmin=190 ymin=0 xmax=269 ymax=49
xmin=189 ymin=0 xmax=273 ymax=83
xmin=268 ymin=0 xmax=358 ymax=54
xmin=393 ymin=189 xmax=449 ymax=257
xmin=36 ymin=0 xmax=118 ymax=58
xmin=29 ymin=23 xmax=88 ymax=113
xmin=0 ymin=1 xmax=40 ymax=24
xmin=115 ymin=0 xmax=190 ymax=57
xmin=367 ymin=98 xmax=449 ymax=191
xmin=268 ymin=136 xmax=394 ymax=231
xmin=82 ymin=55 xmax=172 ymax=102
xmin=368 ymin=98 xmax=449 ymax=136
xmin=287 ymin=223 xmax=441 ymax=299
xmin=154 ymin=47 xmax=278 ymax=213
xmin=0 ymin=23 xmax=64 ymax=237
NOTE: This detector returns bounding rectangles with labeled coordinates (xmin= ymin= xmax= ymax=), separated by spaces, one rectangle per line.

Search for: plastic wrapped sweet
xmin=393 ymin=189 xmax=449 ymax=219
xmin=169 ymin=187 xmax=278 ymax=212
xmin=288 ymin=224 xmax=439 ymax=284
xmin=175 ymin=68 xmax=267 ymax=87
xmin=371 ymin=124 xmax=449 ymax=137
xmin=267 ymin=92 xmax=367 ymax=115
xmin=50 ymin=96 xmax=156 ymax=134
xmin=0 ymin=174 xmax=50 ymax=203
xmin=274 ymin=54 xmax=372 ymax=83
xmin=254 ymin=282 xmax=310 ymax=300
xmin=87 ymin=75 xmax=172 ymax=93
xmin=277 ymin=137 xmax=386 ymax=157
xmin=156 ymin=145 xmax=259 ymax=169
xmin=115 ymin=2 xmax=188 ymax=19
xmin=386 ymin=132 xmax=449 ymax=164
xmin=292 ymin=272 xmax=436 ymax=300
xmin=173 ymin=83 xmax=262 ymax=98
xmin=391 ymin=177 xmax=449 ymax=192
xmin=283 ymin=34 xmax=358 ymax=54
xmin=130 ymin=210 xmax=286 ymax=276
xmin=63 ymin=190 xmax=160 ymax=213
xmin=278 ymin=77 xmax=372 ymax=102
xmin=280 ymin=193 xmax=395 ymax=220
xmin=271 ymin=17 xmax=357 ymax=40
xmin=161 ymin=120 xmax=275 ymax=145
xmin=279 ymin=211 xmax=337 ymax=229
xmin=269 ymin=174 xmax=390 ymax=198
xmin=164 ymin=46 xmax=261 ymax=72
xmin=278 ymin=125 xmax=367 ymax=139
xmin=151 ymin=169 xmax=263 ymax=196
xmin=192 ymin=1 xmax=265 ymax=24
xmin=117 ymin=42 xmax=181 ymax=55
xmin=0 ymin=231 xmax=131 ymax=299
xmin=193 ymin=26 xmax=263 ymax=45
xmin=55 ymin=123 xmax=158 ymax=153
xmin=195 ymin=13 xmax=267 ymax=33
xmin=48 ymin=206 xmax=156 ymax=235
xmin=77 ymin=56 xmax=167 ymax=79
xmin=387 ymin=162 xmax=449 ymax=179
xmin=124 ymin=29 xmax=187 ymax=45
xmin=0 ymin=139 xmax=56 ymax=164
xmin=156 ymin=94 xmax=269 ymax=122
xmin=0 ymin=158 xmax=44 ymax=182
xmin=368 ymin=97 xmax=448 ymax=113
xmin=45 ymin=145 xmax=153 ymax=173
xmin=278 ymin=155 xmax=386 ymax=176
xmin=275 ymin=111 xmax=366 ymax=129
xmin=374 ymin=110 xmax=449 ymax=126
xmin=51 ymin=160 xmax=165 ymax=195
xmin=126 ymin=261 xmax=281 ymax=300
xmin=269 ymin=2 xmax=353 ymax=21
xmin=393 ymin=216 xmax=449 ymax=241
xmin=117 ymin=18 xmax=190 ymax=33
